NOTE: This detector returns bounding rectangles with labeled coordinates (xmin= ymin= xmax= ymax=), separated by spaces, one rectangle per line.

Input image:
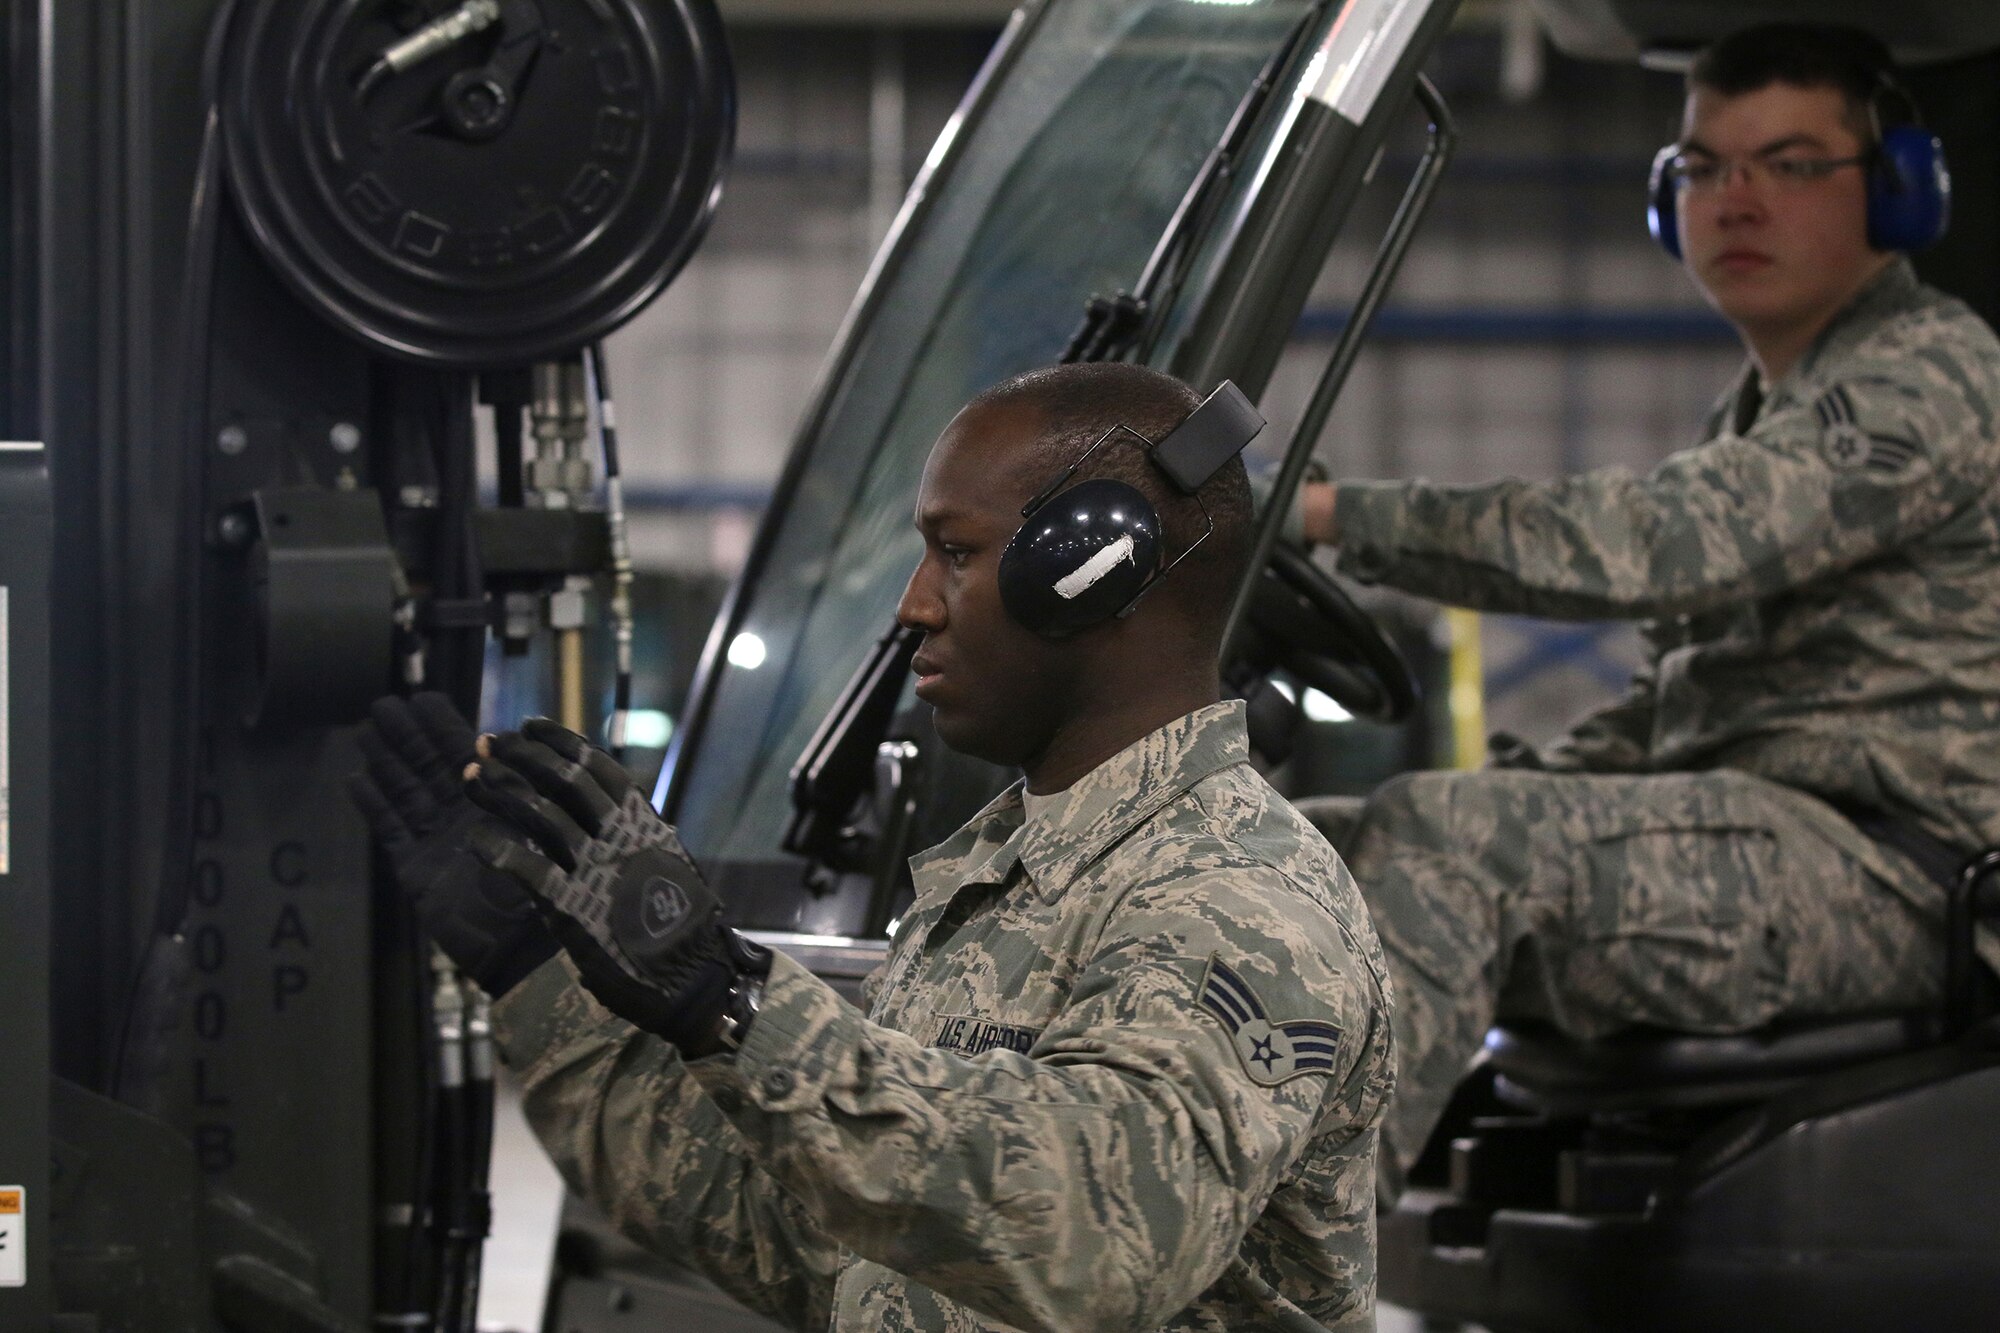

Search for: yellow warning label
xmin=0 ymin=1182 xmax=21 ymax=1286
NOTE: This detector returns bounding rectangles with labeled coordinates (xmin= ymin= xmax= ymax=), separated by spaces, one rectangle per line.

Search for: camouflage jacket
xmin=493 ymin=701 xmax=1394 ymax=1332
xmin=1334 ymin=259 xmax=2000 ymax=866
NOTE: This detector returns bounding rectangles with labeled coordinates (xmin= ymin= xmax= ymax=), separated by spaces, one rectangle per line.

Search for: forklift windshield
xmin=664 ymin=0 xmax=1315 ymax=920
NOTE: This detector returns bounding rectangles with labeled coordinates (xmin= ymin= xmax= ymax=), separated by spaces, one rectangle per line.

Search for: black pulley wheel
xmin=219 ymin=0 xmax=733 ymax=367
xmin=1244 ymin=543 xmax=1420 ymax=724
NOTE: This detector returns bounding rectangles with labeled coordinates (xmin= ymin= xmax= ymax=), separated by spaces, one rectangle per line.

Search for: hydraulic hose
xmin=428 ymin=956 xmax=470 ymax=1333
xmin=587 ymin=344 xmax=636 ymax=763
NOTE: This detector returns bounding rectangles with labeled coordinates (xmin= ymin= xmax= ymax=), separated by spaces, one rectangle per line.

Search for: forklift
xmin=3 ymin=0 xmax=1996 ymax=1329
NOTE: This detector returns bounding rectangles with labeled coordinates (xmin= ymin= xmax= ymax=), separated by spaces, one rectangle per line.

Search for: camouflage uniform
xmin=494 ymin=701 xmax=1394 ymax=1331
xmin=1312 ymin=257 xmax=2000 ymax=1183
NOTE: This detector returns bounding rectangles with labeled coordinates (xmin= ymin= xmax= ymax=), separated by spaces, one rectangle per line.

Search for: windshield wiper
xmin=1062 ymin=0 xmax=1328 ymax=365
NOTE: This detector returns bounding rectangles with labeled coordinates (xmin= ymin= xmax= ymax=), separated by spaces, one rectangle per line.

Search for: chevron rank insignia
xmin=1197 ymin=955 xmax=1343 ymax=1086
xmin=1814 ymin=385 xmax=1920 ymax=474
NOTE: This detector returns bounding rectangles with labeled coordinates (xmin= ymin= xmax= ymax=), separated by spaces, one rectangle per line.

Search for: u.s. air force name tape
xmin=929 ymin=1013 xmax=1040 ymax=1057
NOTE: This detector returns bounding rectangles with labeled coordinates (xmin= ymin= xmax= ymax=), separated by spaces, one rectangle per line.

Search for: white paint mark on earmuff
xmin=1053 ymin=533 xmax=1136 ymax=600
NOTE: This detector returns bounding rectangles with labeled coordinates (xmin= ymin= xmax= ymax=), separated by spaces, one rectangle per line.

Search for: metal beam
xmin=720 ymin=0 xmax=1013 ymax=27
xmin=719 ymin=0 xmax=1525 ymax=32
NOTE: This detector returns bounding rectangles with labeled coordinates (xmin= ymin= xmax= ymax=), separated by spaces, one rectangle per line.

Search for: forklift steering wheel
xmin=1241 ymin=543 xmax=1421 ymax=724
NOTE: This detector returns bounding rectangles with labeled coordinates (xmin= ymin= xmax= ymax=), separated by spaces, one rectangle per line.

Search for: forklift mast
xmin=5 ymin=1 xmax=729 ymax=1328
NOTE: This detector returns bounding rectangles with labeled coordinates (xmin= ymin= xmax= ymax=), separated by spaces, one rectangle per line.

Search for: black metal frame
xmin=1948 ymin=849 xmax=2000 ymax=1033
xmin=0 ymin=443 xmax=54 ymax=1327
xmin=1223 ymin=72 xmax=1458 ymax=657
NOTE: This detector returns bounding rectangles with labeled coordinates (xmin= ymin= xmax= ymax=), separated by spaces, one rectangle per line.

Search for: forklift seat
xmin=1484 ymin=848 xmax=2000 ymax=1117
xmin=1482 ymin=1011 xmax=1946 ymax=1116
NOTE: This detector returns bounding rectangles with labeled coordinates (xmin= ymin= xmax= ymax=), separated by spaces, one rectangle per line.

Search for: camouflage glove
xmin=464 ymin=718 xmax=770 ymax=1056
xmin=350 ymin=693 xmax=559 ymax=997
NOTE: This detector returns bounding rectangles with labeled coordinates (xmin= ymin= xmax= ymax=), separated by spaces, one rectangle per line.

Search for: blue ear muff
xmin=1649 ymin=113 xmax=1952 ymax=259
xmin=998 ymin=477 xmax=1162 ymax=639
xmin=1648 ymin=144 xmax=1683 ymax=261
xmin=1869 ymin=124 xmax=1951 ymax=252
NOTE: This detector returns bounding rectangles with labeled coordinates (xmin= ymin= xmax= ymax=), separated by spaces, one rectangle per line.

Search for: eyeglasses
xmin=1665 ymin=150 xmax=1871 ymax=194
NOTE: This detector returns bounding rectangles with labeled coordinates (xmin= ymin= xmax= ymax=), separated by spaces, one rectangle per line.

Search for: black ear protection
xmin=997 ymin=380 xmax=1265 ymax=638
xmin=1649 ymin=69 xmax=1951 ymax=260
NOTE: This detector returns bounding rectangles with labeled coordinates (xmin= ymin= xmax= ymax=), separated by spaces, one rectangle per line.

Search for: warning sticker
xmin=0 ymin=1184 xmax=23 ymax=1286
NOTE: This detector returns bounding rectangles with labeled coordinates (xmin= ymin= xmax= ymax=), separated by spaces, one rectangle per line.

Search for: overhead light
xmin=619 ymin=709 xmax=674 ymax=749
xmin=727 ymin=632 xmax=768 ymax=670
xmin=1266 ymin=677 xmax=1354 ymax=723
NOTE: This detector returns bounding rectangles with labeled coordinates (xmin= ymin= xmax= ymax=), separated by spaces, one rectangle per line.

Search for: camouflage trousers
xmin=1300 ymin=766 xmax=1942 ymax=1193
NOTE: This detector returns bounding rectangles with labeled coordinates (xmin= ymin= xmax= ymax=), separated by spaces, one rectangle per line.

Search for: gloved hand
xmin=464 ymin=717 xmax=769 ymax=1055
xmin=350 ymin=693 xmax=559 ymax=997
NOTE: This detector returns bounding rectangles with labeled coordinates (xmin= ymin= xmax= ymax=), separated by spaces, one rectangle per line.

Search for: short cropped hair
xmin=1688 ymin=24 xmax=1901 ymax=138
xmin=969 ymin=362 xmax=1256 ymax=636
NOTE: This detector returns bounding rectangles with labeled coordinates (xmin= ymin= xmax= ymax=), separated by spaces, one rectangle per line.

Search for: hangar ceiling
xmin=718 ymin=0 xmax=1998 ymax=61
xmin=1529 ymin=0 xmax=2000 ymax=64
